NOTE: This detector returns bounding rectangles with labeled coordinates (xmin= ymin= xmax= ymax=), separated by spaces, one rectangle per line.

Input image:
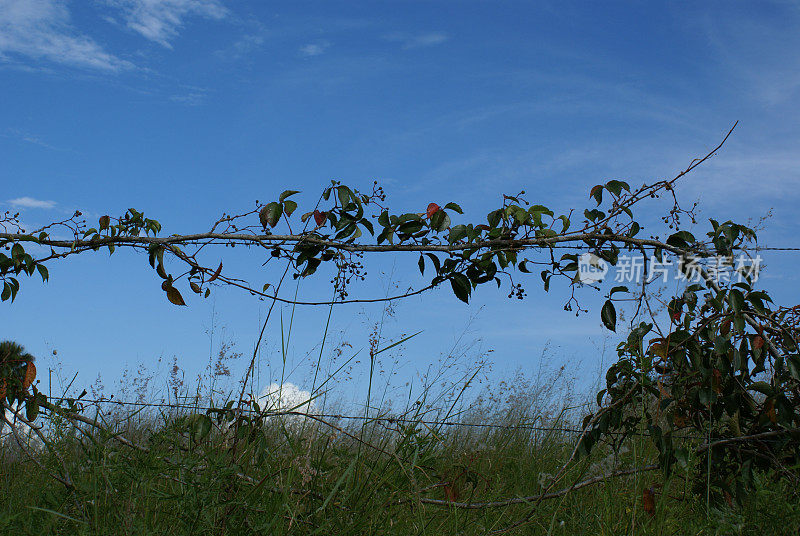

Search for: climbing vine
xmin=2 ymin=123 xmax=799 ymax=503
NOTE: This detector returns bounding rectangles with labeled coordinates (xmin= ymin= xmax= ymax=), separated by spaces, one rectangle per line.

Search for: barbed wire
xmin=521 ymin=244 xmax=800 ymax=251
xmin=42 ymin=395 xmax=711 ymax=440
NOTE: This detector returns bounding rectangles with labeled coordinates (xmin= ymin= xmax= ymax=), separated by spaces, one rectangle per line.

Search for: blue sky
xmin=2 ymin=1 xmax=799 ymax=406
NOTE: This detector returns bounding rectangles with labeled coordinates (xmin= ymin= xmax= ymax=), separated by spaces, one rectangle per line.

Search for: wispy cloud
xmin=384 ymin=31 xmax=449 ymax=50
xmin=3 ymin=127 xmax=65 ymax=151
xmin=0 ymin=0 xmax=132 ymax=71
xmin=170 ymin=85 xmax=209 ymax=105
xmin=108 ymin=0 xmax=228 ymax=48
xmin=8 ymin=197 xmax=57 ymax=209
xmin=299 ymin=40 xmax=330 ymax=57
xmin=214 ymin=32 xmax=264 ymax=60
xmin=696 ymin=7 xmax=800 ymax=106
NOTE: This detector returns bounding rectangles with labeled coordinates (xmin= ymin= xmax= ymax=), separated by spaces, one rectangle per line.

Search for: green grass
xmin=3 ymin=389 xmax=799 ymax=536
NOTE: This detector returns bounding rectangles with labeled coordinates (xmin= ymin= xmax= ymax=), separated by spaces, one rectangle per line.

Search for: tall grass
xmin=3 ymin=306 xmax=798 ymax=535
xmin=2 ymin=358 xmax=798 ymax=535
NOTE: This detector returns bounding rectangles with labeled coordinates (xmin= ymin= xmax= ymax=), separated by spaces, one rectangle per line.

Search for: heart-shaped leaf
xmin=259 ymin=202 xmax=282 ymax=228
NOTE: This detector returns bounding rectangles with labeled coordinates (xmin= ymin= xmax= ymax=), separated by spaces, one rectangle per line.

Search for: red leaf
xmin=313 ymin=210 xmax=326 ymax=226
xmin=642 ymin=487 xmax=656 ymax=516
xmin=426 ymin=203 xmax=441 ymax=219
xmin=753 ymin=335 xmax=765 ymax=349
xmin=22 ymin=361 xmax=36 ymax=391
xmin=208 ymin=261 xmax=223 ymax=283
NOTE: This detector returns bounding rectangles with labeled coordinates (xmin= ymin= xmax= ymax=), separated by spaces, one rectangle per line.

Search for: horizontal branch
xmin=400 ymin=464 xmax=659 ymax=509
xmin=696 ymin=427 xmax=800 ymax=454
xmin=2 ymin=230 xmax=695 ymax=257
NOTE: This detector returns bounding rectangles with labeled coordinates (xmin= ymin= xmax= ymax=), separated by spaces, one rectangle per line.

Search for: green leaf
xmin=279 ymin=190 xmax=300 ymax=202
xmin=605 ymin=180 xmax=629 ymax=196
xmin=589 ymin=185 xmax=603 ymax=205
xmin=584 ymin=209 xmax=605 ymax=222
xmin=11 ymin=243 xmax=24 ymax=261
xmin=448 ymin=224 xmax=467 ymax=244
xmin=36 ymin=264 xmax=49 ymax=283
xmin=418 ymin=255 xmax=425 ymax=276
xmin=430 ymin=210 xmax=451 ymax=232
xmin=425 ymin=253 xmax=441 ymax=274
xmin=25 ymin=398 xmax=39 ymax=421
xmin=444 ymin=202 xmax=463 ymax=214
xmin=260 ymin=202 xmax=282 ymax=228
xmin=666 ymin=231 xmax=696 ymax=249
xmin=749 ymin=381 xmax=773 ymax=396
xmin=601 ymin=300 xmax=617 ymax=332
xmin=186 ymin=414 xmax=212 ymax=441
xmin=156 ymin=262 xmax=168 ymax=280
xmin=449 ymin=273 xmax=471 ymax=303
xmin=728 ymin=289 xmax=744 ymax=313
xmin=283 ymin=200 xmax=298 ymax=217
xmin=487 ymin=209 xmax=502 ymax=228
xmin=397 ymin=220 xmax=424 ymax=236
xmin=528 ymin=204 xmax=554 ymax=217
xmin=337 ymin=186 xmax=351 ymax=208
xmin=301 ymin=257 xmax=321 ymax=277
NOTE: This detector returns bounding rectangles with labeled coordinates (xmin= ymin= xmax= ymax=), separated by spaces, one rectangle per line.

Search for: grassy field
xmin=2 ymin=367 xmax=798 ymax=536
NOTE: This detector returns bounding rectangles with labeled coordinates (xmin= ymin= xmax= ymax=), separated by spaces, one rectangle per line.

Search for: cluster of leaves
xmin=580 ymin=221 xmax=800 ymax=504
xmin=2 ymin=177 xmax=653 ymax=312
xmin=252 ymin=181 xmax=634 ymax=304
xmin=0 ymin=241 xmax=48 ymax=302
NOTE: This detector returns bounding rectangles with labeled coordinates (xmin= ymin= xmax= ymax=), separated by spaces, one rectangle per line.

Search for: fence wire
xmin=41 ymin=395 xmax=711 ymax=440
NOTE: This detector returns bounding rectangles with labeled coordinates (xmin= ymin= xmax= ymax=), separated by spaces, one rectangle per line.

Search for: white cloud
xmin=8 ymin=197 xmax=56 ymax=209
xmin=109 ymin=0 xmax=228 ymax=48
xmin=256 ymin=382 xmax=317 ymax=427
xmin=299 ymin=41 xmax=330 ymax=57
xmin=257 ymin=382 xmax=315 ymax=413
xmin=0 ymin=0 xmax=132 ymax=71
xmin=385 ymin=31 xmax=449 ymax=50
